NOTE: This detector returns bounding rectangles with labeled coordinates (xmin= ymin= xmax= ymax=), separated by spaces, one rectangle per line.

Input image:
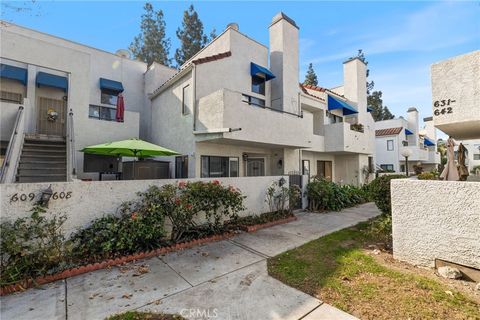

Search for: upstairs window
xmin=101 ymin=90 xmax=118 ymax=106
xmin=251 ymin=75 xmax=265 ymax=95
xmin=387 ymin=140 xmax=394 ymax=151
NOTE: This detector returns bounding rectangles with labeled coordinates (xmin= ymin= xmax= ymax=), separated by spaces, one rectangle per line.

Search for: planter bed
xmin=0 ymin=212 xmax=299 ymax=296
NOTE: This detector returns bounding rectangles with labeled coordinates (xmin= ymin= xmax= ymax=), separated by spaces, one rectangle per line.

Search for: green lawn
xmin=106 ymin=312 xmax=184 ymax=320
xmin=267 ymin=219 xmax=480 ymax=320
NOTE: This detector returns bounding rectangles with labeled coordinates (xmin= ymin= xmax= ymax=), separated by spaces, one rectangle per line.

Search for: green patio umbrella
xmin=81 ymin=138 xmax=179 ymax=179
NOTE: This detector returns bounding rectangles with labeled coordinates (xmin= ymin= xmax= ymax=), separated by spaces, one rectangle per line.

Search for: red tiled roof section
xmin=301 ymin=84 xmax=345 ymax=97
xmin=192 ymin=51 xmax=232 ymax=65
xmin=299 ymin=84 xmax=325 ymax=101
xmin=375 ymin=127 xmax=403 ymax=136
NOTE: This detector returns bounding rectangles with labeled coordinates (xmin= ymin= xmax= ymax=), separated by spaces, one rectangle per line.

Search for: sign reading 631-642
xmin=433 ymin=99 xmax=455 ymax=116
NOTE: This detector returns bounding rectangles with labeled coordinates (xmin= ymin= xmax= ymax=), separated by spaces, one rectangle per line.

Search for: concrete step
xmin=18 ymin=168 xmax=66 ymax=175
xmin=16 ymin=174 xmax=67 ymax=183
xmin=22 ymin=150 xmax=66 ymax=157
xmin=20 ymin=155 xmax=67 ymax=161
xmin=23 ymin=143 xmax=66 ymax=149
xmin=19 ymin=161 xmax=66 ymax=169
xmin=25 ymin=133 xmax=65 ymax=142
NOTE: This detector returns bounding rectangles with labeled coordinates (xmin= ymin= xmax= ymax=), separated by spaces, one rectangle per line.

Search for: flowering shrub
xmin=0 ymin=206 xmax=72 ymax=286
xmin=265 ymin=181 xmax=301 ymax=213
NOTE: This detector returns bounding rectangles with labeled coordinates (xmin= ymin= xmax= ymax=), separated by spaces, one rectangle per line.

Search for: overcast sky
xmin=2 ymin=1 xmax=479 ymax=135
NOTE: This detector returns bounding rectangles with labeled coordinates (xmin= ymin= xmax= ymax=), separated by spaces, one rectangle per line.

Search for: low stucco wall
xmin=0 ymin=176 xmax=288 ymax=236
xmin=391 ymin=179 xmax=480 ymax=269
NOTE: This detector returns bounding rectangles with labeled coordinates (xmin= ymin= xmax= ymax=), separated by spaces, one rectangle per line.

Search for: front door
xmin=247 ymin=158 xmax=265 ymax=176
xmin=37 ymin=96 xmax=66 ymax=136
xmin=317 ymin=160 xmax=333 ymax=181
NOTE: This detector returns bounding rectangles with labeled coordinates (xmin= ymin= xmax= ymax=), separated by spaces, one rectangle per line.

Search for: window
xmin=325 ymin=111 xmax=343 ymax=124
xmin=201 ymin=156 xmax=239 ymax=178
xmin=175 ymin=156 xmax=188 ymax=179
xmin=89 ymin=105 xmax=116 ymax=121
xmin=302 ymin=160 xmax=310 ymax=176
xmin=101 ymin=90 xmax=118 ymax=106
xmin=242 ymin=94 xmax=265 ymax=107
xmin=0 ymin=91 xmax=22 ymax=103
xmin=474 ymin=154 xmax=480 ymax=160
xmin=400 ymin=164 xmax=405 ymax=172
xmin=182 ymin=85 xmax=191 ymax=115
xmin=387 ymin=140 xmax=394 ymax=151
xmin=251 ymin=75 xmax=265 ymax=95
xmin=380 ymin=164 xmax=394 ymax=172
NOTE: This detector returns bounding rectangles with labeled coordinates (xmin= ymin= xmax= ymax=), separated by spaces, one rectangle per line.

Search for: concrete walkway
xmin=0 ymin=203 xmax=380 ymax=320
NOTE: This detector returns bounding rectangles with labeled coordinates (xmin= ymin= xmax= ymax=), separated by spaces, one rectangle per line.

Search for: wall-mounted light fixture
xmin=242 ymin=153 xmax=248 ymax=161
xmin=38 ymin=185 xmax=53 ymax=207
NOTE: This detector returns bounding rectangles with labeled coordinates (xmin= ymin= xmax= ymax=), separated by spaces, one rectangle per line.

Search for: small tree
xmin=175 ymin=5 xmax=215 ymax=67
xmin=130 ymin=2 xmax=172 ymax=66
xmin=367 ymin=91 xmax=395 ymax=121
xmin=303 ymin=63 xmax=318 ymax=86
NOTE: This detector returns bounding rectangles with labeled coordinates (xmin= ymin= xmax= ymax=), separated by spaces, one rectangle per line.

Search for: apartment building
xmin=149 ymin=13 xmax=375 ymax=185
xmin=1 ymin=12 xmax=375 ymax=185
xmin=375 ymin=108 xmax=440 ymax=173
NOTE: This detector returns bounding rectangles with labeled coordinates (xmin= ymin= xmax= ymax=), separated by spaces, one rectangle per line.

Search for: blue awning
xmin=328 ymin=95 xmax=358 ymax=115
xmin=367 ymin=106 xmax=373 ymax=112
xmin=424 ymin=137 xmax=435 ymax=146
xmin=250 ymin=63 xmax=275 ymax=81
xmin=405 ymin=128 xmax=414 ymax=135
xmin=1 ymin=64 xmax=27 ymax=85
xmin=36 ymin=72 xmax=68 ymax=92
xmin=99 ymin=78 xmax=124 ymax=93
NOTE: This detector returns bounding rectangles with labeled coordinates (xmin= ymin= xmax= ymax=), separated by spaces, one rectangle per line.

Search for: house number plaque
xmin=433 ymin=99 xmax=455 ymax=116
xmin=10 ymin=191 xmax=72 ymax=203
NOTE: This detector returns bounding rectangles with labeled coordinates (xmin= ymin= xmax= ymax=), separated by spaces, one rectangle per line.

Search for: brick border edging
xmin=0 ymin=232 xmax=233 ymax=296
xmin=0 ymin=215 xmax=299 ymax=296
xmin=245 ymin=215 xmax=297 ymax=232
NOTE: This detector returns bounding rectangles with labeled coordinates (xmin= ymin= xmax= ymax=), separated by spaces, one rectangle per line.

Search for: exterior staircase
xmin=16 ymin=134 xmax=67 ymax=183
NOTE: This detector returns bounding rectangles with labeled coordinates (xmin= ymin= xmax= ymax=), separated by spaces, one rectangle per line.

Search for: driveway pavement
xmin=0 ymin=203 xmax=380 ymax=320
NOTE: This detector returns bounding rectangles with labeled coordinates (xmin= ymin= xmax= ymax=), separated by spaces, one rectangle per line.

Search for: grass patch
xmin=106 ymin=311 xmax=184 ymax=320
xmin=267 ymin=218 xmax=480 ymax=319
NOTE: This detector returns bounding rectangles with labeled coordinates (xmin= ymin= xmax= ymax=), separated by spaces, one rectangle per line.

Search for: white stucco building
xmin=1 ymin=13 xmax=375 ymax=185
xmin=431 ymin=50 xmax=480 ymax=140
xmin=375 ymin=108 xmax=440 ymax=173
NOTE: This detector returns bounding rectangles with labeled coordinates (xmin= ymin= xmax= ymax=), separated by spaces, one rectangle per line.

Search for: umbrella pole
xmin=133 ymin=151 xmax=136 ymax=180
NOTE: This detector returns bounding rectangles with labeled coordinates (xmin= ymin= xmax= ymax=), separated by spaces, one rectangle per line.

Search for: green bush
xmin=369 ymin=175 xmax=405 ymax=214
xmin=306 ymin=178 xmax=369 ymax=212
xmin=0 ymin=206 xmax=73 ymax=286
xmin=417 ymin=172 xmax=437 ymax=180
xmin=265 ymin=182 xmax=301 ymax=213
xmin=366 ymin=214 xmax=393 ymax=249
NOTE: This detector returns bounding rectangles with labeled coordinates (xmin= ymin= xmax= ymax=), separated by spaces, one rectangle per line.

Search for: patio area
xmin=0 ymin=203 xmax=380 ymax=320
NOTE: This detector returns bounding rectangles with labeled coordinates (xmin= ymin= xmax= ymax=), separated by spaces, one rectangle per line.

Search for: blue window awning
xmin=328 ymin=95 xmax=358 ymax=115
xmin=99 ymin=78 xmax=124 ymax=93
xmin=424 ymin=137 xmax=435 ymax=146
xmin=405 ymin=128 xmax=414 ymax=135
xmin=1 ymin=64 xmax=28 ymax=85
xmin=250 ymin=62 xmax=275 ymax=81
xmin=36 ymin=72 xmax=68 ymax=92
xmin=367 ymin=106 xmax=373 ymax=112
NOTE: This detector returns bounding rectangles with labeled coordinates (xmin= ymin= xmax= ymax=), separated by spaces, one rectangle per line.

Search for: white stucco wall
xmin=0 ymin=176 xmax=288 ymax=236
xmin=391 ymin=179 xmax=480 ymax=269
xmin=431 ymin=50 xmax=480 ymax=139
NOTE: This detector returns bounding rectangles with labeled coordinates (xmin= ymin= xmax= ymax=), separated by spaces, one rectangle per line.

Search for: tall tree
xmin=129 ymin=2 xmax=171 ymax=66
xmin=367 ymin=91 xmax=395 ymax=121
xmin=175 ymin=5 xmax=214 ymax=67
xmin=303 ymin=63 xmax=318 ymax=86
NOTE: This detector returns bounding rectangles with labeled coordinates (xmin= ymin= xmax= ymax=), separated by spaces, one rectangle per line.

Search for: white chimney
xmin=407 ymin=107 xmax=419 ymax=145
xmin=423 ymin=116 xmax=437 ymax=141
xmin=269 ymin=12 xmax=299 ymax=114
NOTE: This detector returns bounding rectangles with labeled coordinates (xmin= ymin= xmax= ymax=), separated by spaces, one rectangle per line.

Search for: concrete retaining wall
xmin=0 ymin=176 xmax=288 ymax=235
xmin=391 ymin=179 xmax=480 ymax=269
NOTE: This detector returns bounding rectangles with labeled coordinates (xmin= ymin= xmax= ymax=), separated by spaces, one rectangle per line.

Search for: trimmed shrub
xmin=369 ymin=175 xmax=405 ymax=214
xmin=306 ymin=178 xmax=369 ymax=212
xmin=0 ymin=206 xmax=73 ymax=285
xmin=417 ymin=172 xmax=437 ymax=180
xmin=366 ymin=214 xmax=393 ymax=250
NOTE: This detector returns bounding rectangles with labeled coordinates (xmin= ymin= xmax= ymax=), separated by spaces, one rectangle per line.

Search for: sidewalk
xmin=1 ymin=203 xmax=380 ymax=320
